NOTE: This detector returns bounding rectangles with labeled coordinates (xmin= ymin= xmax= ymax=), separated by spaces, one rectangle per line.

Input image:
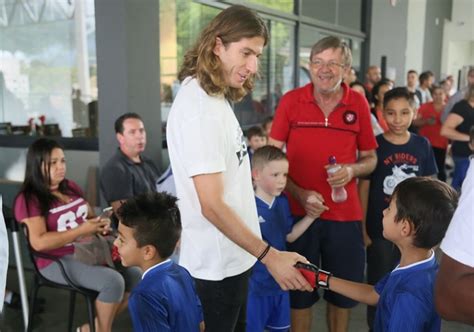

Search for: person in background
xmin=406 ymin=70 xmax=420 ymax=108
xmin=14 ymin=138 xmax=141 ymax=332
xmin=262 ymin=116 xmax=274 ymax=138
xmin=441 ymin=84 xmax=474 ymax=190
xmin=350 ymin=81 xmax=383 ymax=136
xmin=246 ymin=126 xmax=267 ymax=163
xmin=364 ymin=65 xmax=382 ymax=93
xmin=415 ymin=71 xmax=434 ymax=105
xmin=100 ymin=113 xmax=160 ymax=213
xmin=345 ymin=67 xmax=358 ymax=85
xmin=371 ymin=79 xmax=394 ymax=132
xmin=413 ymin=85 xmax=448 ymax=181
xmin=441 ymin=67 xmax=474 ymax=123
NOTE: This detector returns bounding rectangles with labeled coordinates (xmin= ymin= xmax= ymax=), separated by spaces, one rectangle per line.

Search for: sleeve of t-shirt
xmin=14 ymin=193 xmax=42 ymax=221
xmin=417 ymin=103 xmax=429 ymax=119
xmin=386 ymin=292 xmax=432 ymax=332
xmin=100 ymin=163 xmax=134 ymax=202
xmin=269 ymin=93 xmax=292 ymax=143
xmin=128 ymin=291 xmax=171 ymax=332
xmin=357 ymin=96 xmax=378 ymax=151
xmin=451 ymin=100 xmax=467 ymax=118
xmin=179 ymin=113 xmax=227 ymax=177
xmin=421 ymin=138 xmax=438 ymax=176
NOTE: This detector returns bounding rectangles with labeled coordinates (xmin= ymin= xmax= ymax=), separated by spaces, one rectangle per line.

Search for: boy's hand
xmin=294 ymin=261 xmax=332 ymax=289
xmin=298 ymin=190 xmax=328 ymax=218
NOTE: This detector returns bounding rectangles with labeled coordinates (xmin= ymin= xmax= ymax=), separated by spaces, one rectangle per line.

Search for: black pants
xmin=433 ymin=147 xmax=447 ymax=182
xmin=194 ymin=269 xmax=251 ymax=332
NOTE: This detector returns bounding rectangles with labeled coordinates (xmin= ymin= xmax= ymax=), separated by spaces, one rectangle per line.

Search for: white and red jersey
xmin=15 ymin=180 xmax=88 ymax=268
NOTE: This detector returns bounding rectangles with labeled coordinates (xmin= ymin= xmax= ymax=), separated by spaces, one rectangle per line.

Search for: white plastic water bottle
xmin=327 ymin=156 xmax=347 ymax=203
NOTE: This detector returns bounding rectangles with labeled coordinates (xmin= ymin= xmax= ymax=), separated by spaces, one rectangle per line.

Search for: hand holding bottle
xmin=325 ymin=156 xmax=351 ymax=203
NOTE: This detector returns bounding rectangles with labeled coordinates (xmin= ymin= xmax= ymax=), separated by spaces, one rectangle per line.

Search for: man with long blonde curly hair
xmin=167 ymin=5 xmax=312 ymax=332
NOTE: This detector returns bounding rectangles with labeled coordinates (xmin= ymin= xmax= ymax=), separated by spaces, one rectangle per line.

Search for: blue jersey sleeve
xmin=387 ymin=292 xmax=437 ymax=331
xmin=374 ymin=273 xmax=390 ymax=295
xmin=129 ymin=291 xmax=171 ymax=332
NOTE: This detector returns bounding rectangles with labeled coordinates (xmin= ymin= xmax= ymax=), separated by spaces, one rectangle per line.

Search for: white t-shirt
xmin=440 ymin=158 xmax=474 ymax=267
xmin=166 ymin=77 xmax=260 ymax=280
xmin=0 ymin=196 xmax=9 ymax=313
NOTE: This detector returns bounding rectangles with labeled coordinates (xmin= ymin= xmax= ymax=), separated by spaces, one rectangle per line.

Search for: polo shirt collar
xmin=300 ymin=82 xmax=351 ymax=106
xmin=116 ymin=147 xmax=142 ymax=165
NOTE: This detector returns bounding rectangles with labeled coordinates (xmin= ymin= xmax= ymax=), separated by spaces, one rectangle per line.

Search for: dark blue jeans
xmin=194 ymin=269 xmax=251 ymax=332
xmin=452 ymin=156 xmax=470 ymax=191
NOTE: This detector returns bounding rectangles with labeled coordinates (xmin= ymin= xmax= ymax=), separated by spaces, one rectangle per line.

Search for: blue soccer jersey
xmin=128 ymin=260 xmax=202 ymax=332
xmin=374 ymin=251 xmax=440 ymax=332
xmin=249 ymin=195 xmax=293 ymax=296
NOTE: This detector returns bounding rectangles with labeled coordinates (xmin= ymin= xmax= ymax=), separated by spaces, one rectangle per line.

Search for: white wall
xmin=405 ymin=0 xmax=427 ymax=77
xmin=441 ymin=0 xmax=474 ymax=85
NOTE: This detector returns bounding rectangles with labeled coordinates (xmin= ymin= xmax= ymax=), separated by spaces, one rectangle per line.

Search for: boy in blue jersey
xmin=114 ymin=192 xmax=204 ymax=332
xmin=247 ymin=146 xmax=318 ymax=332
xmin=359 ymin=87 xmax=438 ymax=328
xmin=308 ymin=177 xmax=458 ymax=331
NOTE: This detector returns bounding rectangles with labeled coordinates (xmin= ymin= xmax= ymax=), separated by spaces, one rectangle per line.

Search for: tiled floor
xmin=1 ymin=267 xmax=472 ymax=332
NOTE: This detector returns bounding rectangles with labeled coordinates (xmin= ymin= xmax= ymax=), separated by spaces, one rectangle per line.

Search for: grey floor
xmin=1 ymin=267 xmax=472 ymax=332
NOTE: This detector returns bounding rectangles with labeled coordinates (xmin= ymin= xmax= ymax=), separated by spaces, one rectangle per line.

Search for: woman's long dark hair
xmin=18 ymin=138 xmax=82 ymax=217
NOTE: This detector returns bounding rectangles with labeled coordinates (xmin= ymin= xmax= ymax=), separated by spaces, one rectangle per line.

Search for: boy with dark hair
xmin=359 ymin=86 xmax=438 ymax=329
xmin=114 ymin=192 xmax=203 ymax=332
xmin=312 ymin=177 xmax=458 ymax=330
xmin=247 ymin=146 xmax=317 ymax=332
xmin=261 ymin=116 xmax=274 ymax=136
xmin=246 ymin=126 xmax=267 ymax=162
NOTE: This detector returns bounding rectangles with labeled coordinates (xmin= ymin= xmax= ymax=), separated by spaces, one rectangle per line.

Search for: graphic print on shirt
xmin=382 ymin=153 xmax=419 ymax=195
xmin=55 ymin=200 xmax=88 ymax=232
xmin=235 ymin=126 xmax=248 ymax=166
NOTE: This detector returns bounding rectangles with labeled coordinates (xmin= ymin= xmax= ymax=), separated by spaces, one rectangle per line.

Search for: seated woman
xmin=14 ymin=138 xmax=141 ymax=332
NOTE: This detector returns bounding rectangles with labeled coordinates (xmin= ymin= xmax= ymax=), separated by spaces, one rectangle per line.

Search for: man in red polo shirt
xmin=269 ymin=36 xmax=377 ymax=332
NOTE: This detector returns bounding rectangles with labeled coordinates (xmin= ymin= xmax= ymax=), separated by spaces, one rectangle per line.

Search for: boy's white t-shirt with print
xmin=440 ymin=158 xmax=474 ymax=267
xmin=167 ymin=77 xmax=260 ymax=281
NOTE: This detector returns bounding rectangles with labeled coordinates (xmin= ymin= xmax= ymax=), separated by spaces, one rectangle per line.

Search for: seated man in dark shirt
xmin=100 ymin=113 xmax=160 ymax=213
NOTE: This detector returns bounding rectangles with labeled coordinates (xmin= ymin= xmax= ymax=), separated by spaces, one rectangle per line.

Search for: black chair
xmin=22 ymin=224 xmax=98 ymax=332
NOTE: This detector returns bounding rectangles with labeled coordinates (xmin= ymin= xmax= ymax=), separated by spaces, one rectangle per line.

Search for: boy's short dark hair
xmin=116 ymin=192 xmax=182 ymax=259
xmin=407 ymin=69 xmax=418 ymax=76
xmin=246 ymin=126 xmax=265 ymax=140
xmin=251 ymin=145 xmax=287 ymax=170
xmin=383 ymin=87 xmax=415 ymax=109
xmin=419 ymin=71 xmax=434 ymax=85
xmin=114 ymin=113 xmax=142 ymax=134
xmin=392 ymin=177 xmax=458 ymax=249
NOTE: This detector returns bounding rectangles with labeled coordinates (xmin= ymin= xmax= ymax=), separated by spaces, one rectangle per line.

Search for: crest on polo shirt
xmin=343 ymin=110 xmax=357 ymax=125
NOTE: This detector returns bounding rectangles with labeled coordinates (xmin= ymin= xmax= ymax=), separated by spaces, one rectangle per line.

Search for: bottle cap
xmin=328 ymin=156 xmax=337 ymax=164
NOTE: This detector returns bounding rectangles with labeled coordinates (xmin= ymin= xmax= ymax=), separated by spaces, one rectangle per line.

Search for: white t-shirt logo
xmin=235 ymin=127 xmax=248 ymax=166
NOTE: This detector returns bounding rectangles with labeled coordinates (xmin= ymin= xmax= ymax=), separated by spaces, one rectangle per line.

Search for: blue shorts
xmin=246 ymin=292 xmax=290 ymax=332
xmin=287 ymin=218 xmax=365 ymax=309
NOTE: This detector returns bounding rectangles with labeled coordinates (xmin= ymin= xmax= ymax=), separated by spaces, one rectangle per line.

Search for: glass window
xmin=338 ymin=0 xmax=362 ymax=30
xmin=0 ymin=0 xmax=97 ymax=137
xmin=234 ymin=20 xmax=295 ymax=128
xmin=298 ymin=25 xmax=321 ymax=87
xmin=301 ymin=0 xmax=336 ymax=24
xmin=244 ymin=0 xmax=294 ymax=13
xmin=159 ymin=1 xmax=219 ymax=131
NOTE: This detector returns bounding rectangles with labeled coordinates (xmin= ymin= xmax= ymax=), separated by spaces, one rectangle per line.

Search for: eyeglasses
xmin=310 ymin=59 xmax=346 ymax=70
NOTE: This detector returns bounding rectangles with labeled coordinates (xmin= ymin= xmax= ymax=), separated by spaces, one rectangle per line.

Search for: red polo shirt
xmin=270 ymin=83 xmax=377 ymax=221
